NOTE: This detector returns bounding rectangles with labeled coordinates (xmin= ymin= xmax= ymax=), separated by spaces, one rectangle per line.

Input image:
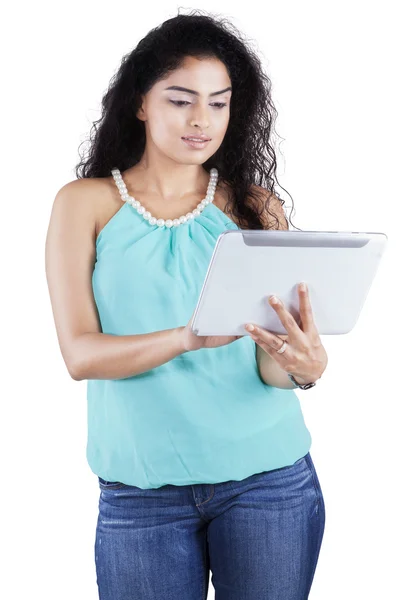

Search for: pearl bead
xmin=111 ymin=167 xmax=218 ymax=228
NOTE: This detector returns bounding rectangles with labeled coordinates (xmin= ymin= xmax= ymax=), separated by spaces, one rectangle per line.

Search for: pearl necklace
xmin=111 ymin=167 xmax=219 ymax=228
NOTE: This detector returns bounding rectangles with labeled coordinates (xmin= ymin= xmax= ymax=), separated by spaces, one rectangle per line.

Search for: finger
xmin=297 ymin=283 xmax=320 ymax=338
xmin=251 ymin=334 xmax=295 ymax=370
xmin=246 ymin=325 xmax=291 ymax=354
xmin=268 ymin=295 xmax=305 ymax=339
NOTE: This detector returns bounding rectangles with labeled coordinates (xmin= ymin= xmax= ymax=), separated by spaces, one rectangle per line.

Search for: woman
xmin=45 ymin=9 xmax=328 ymax=600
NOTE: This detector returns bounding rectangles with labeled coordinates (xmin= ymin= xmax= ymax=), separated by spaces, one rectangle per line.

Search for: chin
xmin=174 ymin=153 xmax=212 ymax=165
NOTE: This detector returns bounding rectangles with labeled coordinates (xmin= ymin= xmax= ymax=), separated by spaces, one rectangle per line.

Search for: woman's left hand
xmin=245 ymin=283 xmax=328 ymax=384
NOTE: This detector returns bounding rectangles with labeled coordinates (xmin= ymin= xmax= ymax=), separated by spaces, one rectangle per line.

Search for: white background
xmin=1 ymin=1 xmax=398 ymax=598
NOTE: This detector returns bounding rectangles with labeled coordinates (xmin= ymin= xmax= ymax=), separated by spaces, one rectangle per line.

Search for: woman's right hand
xmin=181 ymin=312 xmax=244 ymax=352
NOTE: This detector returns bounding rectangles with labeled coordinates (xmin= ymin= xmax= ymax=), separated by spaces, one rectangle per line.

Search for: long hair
xmin=75 ymin=9 xmax=299 ymax=230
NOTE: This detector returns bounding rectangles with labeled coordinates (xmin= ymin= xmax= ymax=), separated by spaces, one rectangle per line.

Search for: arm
xmin=72 ymin=328 xmax=186 ymax=381
xmin=45 ymin=180 xmax=187 ymax=382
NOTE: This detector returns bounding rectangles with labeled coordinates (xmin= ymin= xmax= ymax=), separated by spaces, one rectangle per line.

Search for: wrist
xmin=287 ymin=372 xmax=319 ymax=390
xmin=294 ymin=362 xmax=327 ymax=385
xmin=292 ymin=375 xmax=315 ymax=385
xmin=175 ymin=326 xmax=188 ymax=354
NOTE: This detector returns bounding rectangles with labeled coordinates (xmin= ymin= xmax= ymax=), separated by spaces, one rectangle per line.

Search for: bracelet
xmin=287 ymin=373 xmax=316 ymax=390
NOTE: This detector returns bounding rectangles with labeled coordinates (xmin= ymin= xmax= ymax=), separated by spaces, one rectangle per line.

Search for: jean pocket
xmin=98 ymin=477 xmax=128 ymax=491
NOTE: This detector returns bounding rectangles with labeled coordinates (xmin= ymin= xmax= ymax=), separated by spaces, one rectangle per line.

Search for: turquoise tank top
xmin=87 ymin=191 xmax=312 ymax=489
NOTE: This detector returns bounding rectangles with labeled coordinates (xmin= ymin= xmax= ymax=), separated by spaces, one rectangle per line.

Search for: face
xmin=136 ymin=56 xmax=232 ymax=165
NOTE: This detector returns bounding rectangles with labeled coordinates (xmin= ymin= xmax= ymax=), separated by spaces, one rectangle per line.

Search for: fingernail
xmin=269 ymin=295 xmax=278 ymax=304
xmin=246 ymin=324 xmax=255 ymax=331
xmin=299 ymin=282 xmax=307 ymax=291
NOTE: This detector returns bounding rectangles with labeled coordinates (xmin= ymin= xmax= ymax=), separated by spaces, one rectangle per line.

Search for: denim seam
xmin=194 ymin=485 xmax=215 ymax=507
xmin=304 ymin=454 xmax=321 ymax=516
xmin=202 ymin=532 xmax=207 ymax=600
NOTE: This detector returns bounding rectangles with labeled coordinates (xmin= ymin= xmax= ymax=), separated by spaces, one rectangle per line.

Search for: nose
xmin=190 ymin=105 xmax=210 ymax=129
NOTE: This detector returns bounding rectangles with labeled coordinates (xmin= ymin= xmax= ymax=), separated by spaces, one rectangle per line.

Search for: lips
xmin=181 ymin=138 xmax=211 ymax=149
xmin=182 ymin=135 xmax=211 ymax=141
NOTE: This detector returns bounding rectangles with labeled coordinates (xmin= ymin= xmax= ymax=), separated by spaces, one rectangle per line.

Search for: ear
xmin=136 ymin=97 xmax=146 ymax=121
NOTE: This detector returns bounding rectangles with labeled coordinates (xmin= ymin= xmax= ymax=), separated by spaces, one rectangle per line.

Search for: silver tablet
xmin=190 ymin=230 xmax=388 ymax=336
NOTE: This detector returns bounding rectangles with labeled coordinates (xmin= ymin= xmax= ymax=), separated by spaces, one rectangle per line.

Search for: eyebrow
xmin=164 ymin=85 xmax=232 ymax=97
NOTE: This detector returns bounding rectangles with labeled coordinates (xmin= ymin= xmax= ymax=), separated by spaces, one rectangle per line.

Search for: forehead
xmin=156 ymin=56 xmax=232 ymax=93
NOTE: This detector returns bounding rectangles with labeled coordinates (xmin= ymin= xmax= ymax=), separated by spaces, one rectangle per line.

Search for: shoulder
xmin=53 ymin=178 xmax=98 ymax=216
xmin=54 ymin=176 xmax=112 ymax=206
xmin=220 ymin=183 xmax=289 ymax=230
xmin=220 ymin=181 xmax=288 ymax=230
xmin=248 ymin=184 xmax=289 ymax=230
xmin=52 ymin=176 xmax=117 ymax=232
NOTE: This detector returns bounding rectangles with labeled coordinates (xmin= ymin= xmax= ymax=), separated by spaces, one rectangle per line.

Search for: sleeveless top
xmin=86 ymin=195 xmax=312 ymax=489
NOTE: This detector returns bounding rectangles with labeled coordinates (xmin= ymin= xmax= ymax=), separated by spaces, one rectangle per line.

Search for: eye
xmin=170 ymin=100 xmax=227 ymax=109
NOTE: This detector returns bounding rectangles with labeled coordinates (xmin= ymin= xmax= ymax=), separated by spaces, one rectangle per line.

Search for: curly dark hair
xmin=75 ymin=8 xmax=299 ymax=231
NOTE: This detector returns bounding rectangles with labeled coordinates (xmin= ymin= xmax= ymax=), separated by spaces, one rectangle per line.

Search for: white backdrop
xmin=1 ymin=1 xmax=398 ymax=598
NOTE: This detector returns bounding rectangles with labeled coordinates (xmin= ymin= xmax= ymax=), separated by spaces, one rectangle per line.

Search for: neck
xmin=124 ymin=159 xmax=210 ymax=202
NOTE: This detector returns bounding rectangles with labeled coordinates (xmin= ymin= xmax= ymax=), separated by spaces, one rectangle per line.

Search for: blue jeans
xmin=95 ymin=451 xmax=325 ymax=599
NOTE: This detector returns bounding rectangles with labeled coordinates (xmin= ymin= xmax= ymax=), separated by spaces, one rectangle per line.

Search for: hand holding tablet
xmin=245 ymin=282 xmax=328 ymax=385
xmin=181 ymin=311 xmax=244 ymax=353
